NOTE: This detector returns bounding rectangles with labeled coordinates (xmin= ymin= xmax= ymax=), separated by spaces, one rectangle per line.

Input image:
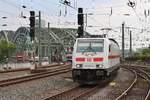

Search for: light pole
xmin=122 ymin=22 xmax=125 ymax=61
xmin=48 ymin=22 xmax=51 ymax=64
xmin=38 ymin=11 xmax=42 ymax=66
xmin=130 ymin=30 xmax=132 ymax=57
xmin=122 ymin=14 xmax=130 ymax=61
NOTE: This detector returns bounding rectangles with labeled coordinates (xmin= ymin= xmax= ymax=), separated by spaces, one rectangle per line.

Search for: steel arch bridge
xmin=0 ymin=27 xmax=91 ymax=62
xmin=10 ymin=27 xmax=80 ymax=62
xmin=13 ymin=27 xmax=32 ymax=53
xmin=0 ymin=30 xmax=15 ymax=42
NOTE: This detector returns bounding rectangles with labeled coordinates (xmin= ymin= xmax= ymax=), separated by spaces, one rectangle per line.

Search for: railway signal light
xmin=78 ymin=8 xmax=83 ymax=26
xmin=29 ymin=11 xmax=35 ymax=41
xmin=77 ymin=8 xmax=84 ymax=38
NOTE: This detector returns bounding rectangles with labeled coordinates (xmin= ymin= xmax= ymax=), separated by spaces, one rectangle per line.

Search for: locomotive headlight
xmin=96 ymin=64 xmax=103 ymax=68
xmin=76 ymin=64 xmax=80 ymax=67
xmin=76 ymin=64 xmax=82 ymax=68
xmin=99 ymin=64 xmax=103 ymax=68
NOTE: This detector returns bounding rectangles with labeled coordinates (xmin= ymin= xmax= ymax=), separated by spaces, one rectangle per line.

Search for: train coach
xmin=72 ymin=37 xmax=120 ymax=84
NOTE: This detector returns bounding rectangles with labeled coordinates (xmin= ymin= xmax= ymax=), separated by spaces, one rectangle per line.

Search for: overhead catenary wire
xmin=0 ymin=0 xmax=148 ymax=32
xmin=126 ymin=0 xmax=150 ymax=32
xmin=32 ymin=0 xmax=58 ymax=14
xmin=0 ymin=0 xmax=29 ymax=12
xmin=0 ymin=0 xmax=59 ymax=28
xmin=0 ymin=0 xmax=110 ymax=29
xmin=127 ymin=0 xmax=142 ymax=20
xmin=0 ymin=0 xmax=31 ymax=28
xmin=59 ymin=0 xmax=77 ymax=11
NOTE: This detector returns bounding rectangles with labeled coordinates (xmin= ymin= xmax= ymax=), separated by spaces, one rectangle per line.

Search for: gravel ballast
xmin=0 ymin=71 xmax=78 ymax=100
xmin=87 ymin=68 xmax=135 ymax=100
xmin=0 ymin=68 xmax=136 ymax=100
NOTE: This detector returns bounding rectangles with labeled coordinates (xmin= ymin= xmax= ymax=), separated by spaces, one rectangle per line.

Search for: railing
xmin=0 ymin=62 xmax=32 ymax=70
xmin=0 ymin=61 xmax=49 ymax=70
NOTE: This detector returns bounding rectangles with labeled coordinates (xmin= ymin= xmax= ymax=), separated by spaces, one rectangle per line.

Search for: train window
xmin=77 ymin=39 xmax=104 ymax=52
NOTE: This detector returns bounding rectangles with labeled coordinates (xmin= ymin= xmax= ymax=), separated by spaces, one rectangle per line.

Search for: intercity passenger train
xmin=72 ymin=37 xmax=120 ymax=84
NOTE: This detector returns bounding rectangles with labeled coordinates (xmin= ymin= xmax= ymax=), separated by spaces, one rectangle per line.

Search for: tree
xmin=0 ymin=40 xmax=16 ymax=63
xmin=142 ymin=48 xmax=150 ymax=56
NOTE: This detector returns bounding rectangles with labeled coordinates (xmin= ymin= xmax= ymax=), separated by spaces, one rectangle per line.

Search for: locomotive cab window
xmin=77 ymin=39 xmax=104 ymax=53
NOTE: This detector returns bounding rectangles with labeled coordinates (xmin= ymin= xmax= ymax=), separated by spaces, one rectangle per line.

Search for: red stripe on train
xmin=76 ymin=58 xmax=85 ymax=62
xmin=76 ymin=57 xmax=104 ymax=62
xmin=93 ymin=58 xmax=103 ymax=62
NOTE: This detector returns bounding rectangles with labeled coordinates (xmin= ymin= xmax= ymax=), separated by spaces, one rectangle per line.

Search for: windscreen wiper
xmin=82 ymin=46 xmax=96 ymax=54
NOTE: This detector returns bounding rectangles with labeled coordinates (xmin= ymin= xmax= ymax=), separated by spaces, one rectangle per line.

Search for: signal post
xmin=29 ymin=11 xmax=37 ymax=72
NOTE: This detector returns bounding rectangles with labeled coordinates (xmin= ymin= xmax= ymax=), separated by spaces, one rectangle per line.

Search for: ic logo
xmin=87 ymin=58 xmax=92 ymax=62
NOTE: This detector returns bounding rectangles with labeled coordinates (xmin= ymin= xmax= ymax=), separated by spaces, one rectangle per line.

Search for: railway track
xmin=0 ymin=64 xmax=71 ymax=87
xmin=0 ymin=64 xmax=65 ymax=81
xmin=44 ymin=85 xmax=99 ymax=100
xmin=123 ymin=64 xmax=150 ymax=70
xmin=116 ymin=66 xmax=150 ymax=100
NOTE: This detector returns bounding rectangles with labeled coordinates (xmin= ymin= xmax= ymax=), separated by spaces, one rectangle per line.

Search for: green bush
xmin=0 ymin=40 xmax=16 ymax=63
xmin=125 ymin=48 xmax=150 ymax=62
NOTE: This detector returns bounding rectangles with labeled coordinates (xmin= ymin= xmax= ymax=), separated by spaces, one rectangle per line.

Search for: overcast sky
xmin=0 ymin=0 xmax=150 ymax=34
xmin=0 ymin=0 xmax=150 ymax=50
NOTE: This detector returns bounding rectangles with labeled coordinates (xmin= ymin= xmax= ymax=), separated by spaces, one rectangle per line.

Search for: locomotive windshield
xmin=77 ymin=39 xmax=104 ymax=52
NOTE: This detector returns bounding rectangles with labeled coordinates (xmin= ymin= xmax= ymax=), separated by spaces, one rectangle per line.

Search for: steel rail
xmin=145 ymin=88 xmax=150 ymax=100
xmin=44 ymin=85 xmax=81 ymax=100
xmin=0 ymin=65 xmax=69 ymax=83
xmin=44 ymin=85 xmax=99 ymax=100
xmin=123 ymin=64 xmax=150 ymax=70
xmin=135 ymin=68 xmax=150 ymax=100
xmin=0 ymin=64 xmax=71 ymax=87
xmin=118 ymin=66 xmax=150 ymax=100
xmin=71 ymin=85 xmax=99 ymax=100
xmin=115 ymin=68 xmax=137 ymax=100
xmin=136 ymin=72 xmax=150 ymax=100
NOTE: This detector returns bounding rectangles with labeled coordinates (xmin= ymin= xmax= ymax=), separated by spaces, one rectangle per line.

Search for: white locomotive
xmin=72 ymin=37 xmax=120 ymax=84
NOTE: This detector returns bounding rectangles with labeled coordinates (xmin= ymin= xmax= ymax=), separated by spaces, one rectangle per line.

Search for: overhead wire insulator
xmin=65 ymin=5 xmax=67 ymax=16
xmin=144 ymin=10 xmax=147 ymax=18
xmin=2 ymin=16 xmax=7 ymax=19
xmin=64 ymin=0 xmax=71 ymax=6
xmin=59 ymin=0 xmax=72 ymax=17
xmin=59 ymin=10 xmax=62 ymax=16
xmin=110 ymin=7 xmax=112 ymax=16
xmin=22 ymin=5 xmax=26 ymax=8
xmin=127 ymin=1 xmax=136 ymax=8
